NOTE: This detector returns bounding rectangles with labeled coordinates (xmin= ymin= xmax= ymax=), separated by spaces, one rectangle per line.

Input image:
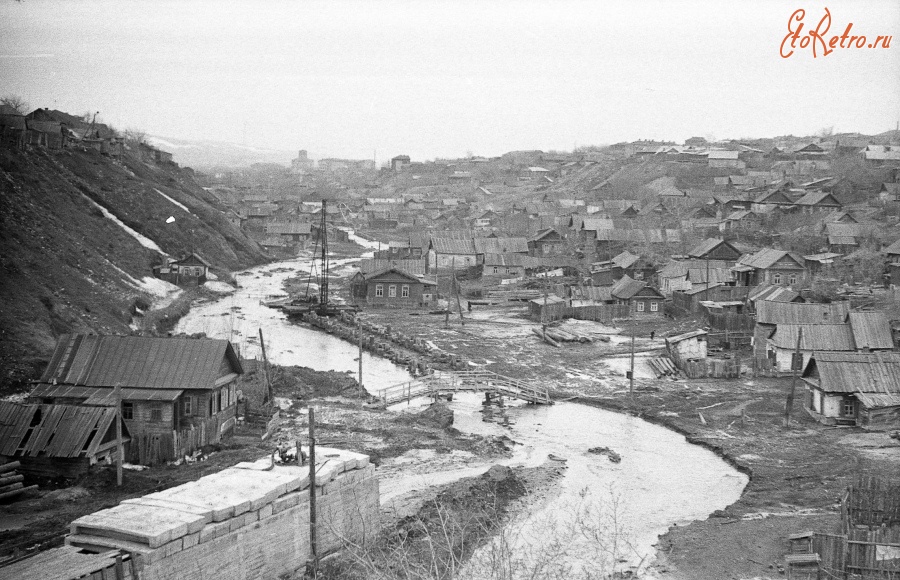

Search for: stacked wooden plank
xmin=648 ymin=357 xmax=679 ymax=378
xmin=0 ymin=461 xmax=36 ymax=501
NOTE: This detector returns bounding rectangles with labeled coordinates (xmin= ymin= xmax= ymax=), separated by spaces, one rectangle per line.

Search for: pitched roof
xmin=610 ymin=251 xmax=641 ymax=270
xmin=749 ymin=284 xmax=803 ymax=303
xmin=473 ymin=237 xmax=529 ymax=254
xmin=738 ymin=248 xmax=804 ymax=270
xmin=688 ymin=238 xmax=739 ymax=259
xmin=884 ymin=239 xmax=900 ymax=256
xmin=686 ymin=268 xmax=733 ymax=284
xmin=803 ymin=351 xmax=900 ymax=395
xmin=364 ymin=267 xmax=434 ymax=284
xmin=847 ymin=311 xmax=894 ymax=350
xmin=358 ymin=258 xmax=426 ymax=276
xmin=755 ymin=300 xmax=850 ymax=325
xmin=795 ymin=191 xmax=842 ymax=207
xmin=40 ymin=334 xmax=242 ymax=390
xmin=708 ymin=150 xmax=740 ymax=160
xmin=768 ymin=324 xmax=855 ymax=351
xmin=483 ymin=253 xmax=529 ymax=267
xmin=0 ymin=402 xmax=129 ymax=458
xmin=429 ymin=237 xmax=477 ymax=254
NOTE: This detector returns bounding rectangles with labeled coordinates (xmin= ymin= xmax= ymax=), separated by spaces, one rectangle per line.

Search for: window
xmin=150 ymin=407 xmax=163 ymax=422
xmin=791 ymin=352 xmax=803 ymax=372
xmin=122 ymin=402 xmax=134 ymax=420
xmin=773 ymin=273 xmax=782 ymax=284
xmin=789 ymin=274 xmax=798 ymax=285
xmin=650 ymin=302 xmax=658 ymax=312
xmin=636 ymin=301 xmax=645 ymax=312
xmin=843 ymin=399 xmax=856 ymax=417
xmin=389 ymin=285 xmax=397 ymax=298
xmin=401 ymin=285 xmax=410 ymax=298
xmin=375 ymin=284 xmax=384 ymax=297
xmin=183 ymin=396 xmax=192 ymax=416
xmin=493 ymin=267 xmax=499 ymax=274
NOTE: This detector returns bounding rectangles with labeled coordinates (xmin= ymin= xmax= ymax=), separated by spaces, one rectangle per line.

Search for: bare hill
xmin=0 ymin=144 xmax=268 ymax=389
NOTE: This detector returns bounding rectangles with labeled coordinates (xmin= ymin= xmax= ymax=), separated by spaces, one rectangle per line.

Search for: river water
xmin=176 ymin=241 xmax=747 ymax=578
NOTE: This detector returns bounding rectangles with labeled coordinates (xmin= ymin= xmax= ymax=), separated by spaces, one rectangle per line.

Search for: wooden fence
xmin=530 ymin=302 xmax=630 ymax=323
xmin=845 ymin=476 xmax=900 ymax=529
xmin=128 ymin=413 xmax=232 ymax=466
xmin=708 ymin=312 xmax=755 ymax=333
xmin=667 ymin=343 xmax=742 ymax=379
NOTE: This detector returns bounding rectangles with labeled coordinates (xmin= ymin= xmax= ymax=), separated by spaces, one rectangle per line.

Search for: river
xmin=176 ymin=244 xmax=747 ymax=578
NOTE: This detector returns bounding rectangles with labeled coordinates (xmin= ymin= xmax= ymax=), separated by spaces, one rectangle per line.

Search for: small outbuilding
xmin=666 ymin=330 xmax=708 ymax=361
xmin=802 ymin=351 xmax=900 ymax=427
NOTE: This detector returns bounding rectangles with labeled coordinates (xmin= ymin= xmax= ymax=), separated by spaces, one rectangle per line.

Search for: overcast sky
xmin=1 ymin=0 xmax=898 ymax=161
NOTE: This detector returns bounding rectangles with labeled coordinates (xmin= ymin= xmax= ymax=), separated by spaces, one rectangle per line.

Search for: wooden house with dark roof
xmin=752 ymin=185 xmax=796 ymax=213
xmin=687 ymin=238 xmax=742 ymax=263
xmin=733 ymin=249 xmax=807 ymax=288
xmin=793 ymin=191 xmax=842 ymax=214
xmin=528 ymin=228 xmax=566 ymax=256
xmin=0 ymin=401 xmax=130 ymax=478
xmin=350 ymin=267 xmax=436 ymax=307
xmin=152 ymin=253 xmax=211 ymax=286
xmin=610 ymin=275 xmax=665 ymax=317
xmin=802 ymin=352 xmax=900 ymax=427
xmin=29 ymin=334 xmax=243 ymax=465
xmin=427 ymin=237 xmax=478 ymax=272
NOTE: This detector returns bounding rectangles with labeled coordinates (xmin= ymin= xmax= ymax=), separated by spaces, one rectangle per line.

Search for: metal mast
xmin=318 ymin=200 xmax=329 ymax=310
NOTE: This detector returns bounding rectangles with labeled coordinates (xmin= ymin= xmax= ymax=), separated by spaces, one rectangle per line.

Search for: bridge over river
xmin=377 ymin=370 xmax=552 ymax=406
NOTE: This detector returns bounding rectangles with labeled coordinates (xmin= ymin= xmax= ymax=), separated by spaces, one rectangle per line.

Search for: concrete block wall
xmin=64 ymin=448 xmax=378 ymax=580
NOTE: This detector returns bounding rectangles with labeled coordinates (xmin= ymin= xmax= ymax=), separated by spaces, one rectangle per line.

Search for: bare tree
xmin=1 ymin=94 xmax=29 ymax=114
xmin=123 ymin=128 xmax=147 ymax=145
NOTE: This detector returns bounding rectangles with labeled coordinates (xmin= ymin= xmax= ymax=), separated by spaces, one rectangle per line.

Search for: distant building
xmin=290 ymin=149 xmax=315 ymax=173
xmin=152 ymin=253 xmax=211 ymax=286
xmin=391 ymin=155 xmax=411 ymax=171
xmin=350 ymin=267 xmax=437 ymax=307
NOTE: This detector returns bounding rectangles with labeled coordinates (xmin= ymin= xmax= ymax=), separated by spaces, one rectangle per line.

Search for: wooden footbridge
xmin=377 ymin=370 xmax=552 ymax=406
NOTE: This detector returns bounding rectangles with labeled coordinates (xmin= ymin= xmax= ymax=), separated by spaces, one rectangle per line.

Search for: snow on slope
xmin=154 ymin=188 xmax=193 ymax=214
xmin=82 ymin=193 xmax=168 ymax=255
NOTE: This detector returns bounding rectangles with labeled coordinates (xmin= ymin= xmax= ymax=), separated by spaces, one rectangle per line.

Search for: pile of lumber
xmin=0 ymin=461 xmax=36 ymax=501
xmin=544 ymin=327 xmax=594 ymax=344
xmin=648 ymin=357 xmax=679 ymax=378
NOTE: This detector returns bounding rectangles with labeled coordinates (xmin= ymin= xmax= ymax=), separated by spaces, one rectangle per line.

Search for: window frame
xmin=842 ymin=399 xmax=856 ymax=417
xmin=636 ymin=301 xmax=645 ymax=312
xmin=375 ymin=284 xmax=384 ymax=297
xmin=789 ymin=274 xmax=798 ymax=285
xmin=150 ymin=406 xmax=163 ymax=422
xmin=122 ymin=402 xmax=134 ymax=420
xmin=773 ymin=273 xmax=782 ymax=284
xmin=389 ymin=285 xmax=397 ymax=298
xmin=401 ymin=285 xmax=410 ymax=298
xmin=650 ymin=302 xmax=658 ymax=312
xmin=183 ymin=395 xmax=192 ymax=416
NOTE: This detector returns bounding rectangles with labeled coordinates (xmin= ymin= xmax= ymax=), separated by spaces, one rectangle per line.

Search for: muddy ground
xmin=353 ymin=302 xmax=900 ymax=580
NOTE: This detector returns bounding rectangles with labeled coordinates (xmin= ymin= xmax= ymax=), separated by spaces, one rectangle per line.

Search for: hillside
xmin=145 ymin=135 xmax=294 ymax=171
xmin=0 ymin=144 xmax=269 ymax=389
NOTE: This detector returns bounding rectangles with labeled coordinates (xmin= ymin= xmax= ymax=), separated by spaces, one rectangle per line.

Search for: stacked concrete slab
xmin=63 ymin=448 xmax=378 ymax=580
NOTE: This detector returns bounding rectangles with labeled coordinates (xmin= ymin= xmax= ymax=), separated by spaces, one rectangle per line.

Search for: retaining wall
xmin=62 ymin=448 xmax=378 ymax=580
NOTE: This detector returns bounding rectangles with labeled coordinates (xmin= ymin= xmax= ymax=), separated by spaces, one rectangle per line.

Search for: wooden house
xmin=666 ymin=330 xmax=708 ymax=361
xmin=803 ymin=252 xmax=842 ymax=277
xmin=752 ymin=300 xmax=851 ymax=362
xmin=687 ymin=238 xmax=742 ymax=263
xmin=793 ymin=191 xmax=842 ymax=214
xmin=152 ymin=253 xmax=211 ymax=286
xmin=752 ymin=186 xmax=796 ymax=213
xmin=427 ymin=237 xmax=477 ymax=272
xmin=765 ymin=323 xmax=856 ymax=373
xmin=611 ymin=251 xmax=655 ymax=282
xmin=721 ymin=210 xmax=762 ymax=231
xmin=610 ymin=276 xmax=665 ymax=317
xmin=528 ymin=228 xmax=566 ymax=256
xmin=29 ymin=334 xmax=243 ymax=465
xmin=351 ymin=267 xmax=436 ymax=307
xmin=473 ymin=237 xmax=529 ymax=263
xmin=732 ymin=249 xmax=807 ymax=287
xmin=0 ymin=402 xmax=130 ymax=479
xmin=802 ymin=352 xmax=900 ymax=427
xmin=657 ymin=259 xmax=731 ymax=295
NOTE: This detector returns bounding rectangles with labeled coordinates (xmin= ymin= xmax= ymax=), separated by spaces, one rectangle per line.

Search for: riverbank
xmin=341 ymin=303 xmax=900 ymax=579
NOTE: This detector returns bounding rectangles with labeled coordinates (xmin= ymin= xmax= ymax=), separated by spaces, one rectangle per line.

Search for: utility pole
xmin=308 ymin=407 xmax=318 ymax=573
xmin=783 ymin=327 xmax=803 ymax=427
xmin=357 ymin=316 xmax=363 ymax=401
xmin=629 ymin=300 xmax=635 ymax=405
xmin=259 ymin=329 xmax=273 ymax=405
xmin=114 ymin=383 xmax=123 ymax=487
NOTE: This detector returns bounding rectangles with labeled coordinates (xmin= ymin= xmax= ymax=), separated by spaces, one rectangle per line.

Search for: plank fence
xmin=530 ymin=302 xmax=629 ymax=323
xmin=128 ymin=413 xmax=233 ymax=465
xmin=667 ymin=344 xmax=741 ymax=379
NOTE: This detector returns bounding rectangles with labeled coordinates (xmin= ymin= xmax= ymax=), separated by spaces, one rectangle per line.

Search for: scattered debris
xmin=587 ymin=446 xmax=622 ymax=463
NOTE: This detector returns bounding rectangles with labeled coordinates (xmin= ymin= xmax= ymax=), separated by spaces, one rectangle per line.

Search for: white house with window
xmin=802 ymin=351 xmax=900 ymax=427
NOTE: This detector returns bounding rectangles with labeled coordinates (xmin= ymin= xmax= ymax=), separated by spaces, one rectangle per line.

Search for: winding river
xmin=176 ymin=247 xmax=747 ymax=578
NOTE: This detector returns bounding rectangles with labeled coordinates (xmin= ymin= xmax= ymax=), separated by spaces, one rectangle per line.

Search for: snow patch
xmin=204 ymin=281 xmax=235 ymax=293
xmin=138 ymin=276 xmax=180 ymax=298
xmin=153 ymin=188 xmax=192 ymax=214
xmin=83 ymin=194 xmax=167 ymax=255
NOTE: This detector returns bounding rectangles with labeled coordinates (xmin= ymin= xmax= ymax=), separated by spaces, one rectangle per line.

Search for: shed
xmin=666 ymin=330 xmax=708 ymax=360
xmin=0 ymin=401 xmax=130 ymax=478
xmin=802 ymin=352 xmax=900 ymax=427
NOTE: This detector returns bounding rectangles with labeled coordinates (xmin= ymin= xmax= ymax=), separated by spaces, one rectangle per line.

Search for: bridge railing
xmin=377 ymin=370 xmax=551 ymax=405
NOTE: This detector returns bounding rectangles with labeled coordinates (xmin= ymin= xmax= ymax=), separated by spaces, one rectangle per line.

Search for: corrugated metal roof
xmin=804 ymin=351 xmax=900 ymax=394
xmin=667 ymin=330 xmax=708 ymax=343
xmin=769 ymin=324 xmax=855 ymax=351
xmin=611 ymin=251 xmax=641 ymax=270
xmin=686 ymin=268 xmax=733 ymax=284
xmin=40 ymin=335 xmax=242 ymax=390
xmin=794 ymin=191 xmax=840 ymax=206
xmin=847 ymin=311 xmax=894 ymax=350
xmin=756 ymin=301 xmax=850 ymax=325
xmin=483 ymin=253 xmax=528 ymax=267
xmin=0 ymin=402 xmax=127 ymax=458
xmin=30 ymin=384 xmax=183 ymax=403
xmin=750 ymin=284 xmax=802 ymax=303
